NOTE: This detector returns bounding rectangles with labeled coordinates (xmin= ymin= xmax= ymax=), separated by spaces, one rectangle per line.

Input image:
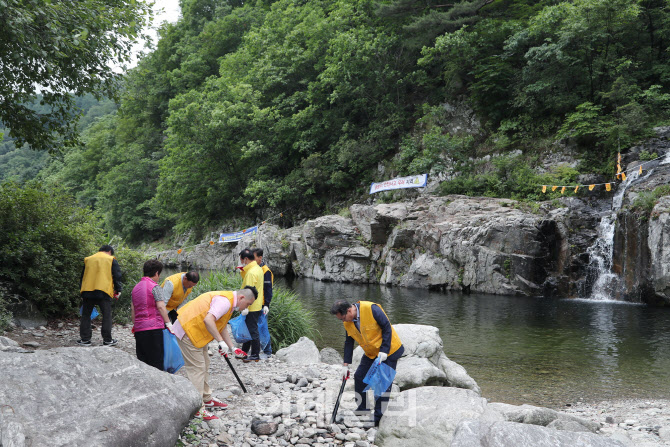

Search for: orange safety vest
xmin=177 ymin=291 xmax=235 ymax=348
xmin=161 ymin=272 xmax=194 ymax=311
xmin=343 ymin=301 xmax=402 ymax=359
xmin=80 ymin=252 xmax=115 ymax=297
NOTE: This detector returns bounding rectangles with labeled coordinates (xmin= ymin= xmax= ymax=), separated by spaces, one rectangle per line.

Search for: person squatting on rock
xmin=131 ymin=259 xmax=173 ymax=370
xmin=172 ymin=285 xmax=258 ymax=420
xmin=78 ymin=244 xmax=123 ymax=346
xmin=331 ymin=299 xmax=404 ymax=427
xmin=161 ymin=271 xmax=199 ymax=324
xmin=253 ymin=247 xmax=273 ymax=359
xmin=237 ymin=248 xmax=264 ymax=363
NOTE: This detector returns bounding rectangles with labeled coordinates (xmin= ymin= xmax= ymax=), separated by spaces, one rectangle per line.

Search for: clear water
xmin=284 ymin=277 xmax=670 ymax=408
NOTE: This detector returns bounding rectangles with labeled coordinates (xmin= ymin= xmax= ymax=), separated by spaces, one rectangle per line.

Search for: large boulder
xmin=350 ymin=325 xmax=480 ymax=394
xmin=375 ymin=387 xmax=492 ymax=447
xmin=487 ymin=402 xmax=600 ymax=433
xmin=0 ymin=346 xmax=201 ymax=447
xmin=275 ymin=337 xmax=320 ymax=364
xmin=451 ymin=420 xmax=625 ymax=447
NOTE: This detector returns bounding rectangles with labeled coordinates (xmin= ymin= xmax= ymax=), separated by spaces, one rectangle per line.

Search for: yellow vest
xmin=161 ymin=272 xmax=194 ymax=311
xmin=178 ymin=291 xmax=235 ymax=348
xmin=343 ymin=301 xmax=402 ymax=359
xmin=261 ymin=264 xmax=274 ymax=285
xmin=242 ymin=261 xmax=264 ymax=311
xmin=80 ymin=252 xmax=115 ymax=297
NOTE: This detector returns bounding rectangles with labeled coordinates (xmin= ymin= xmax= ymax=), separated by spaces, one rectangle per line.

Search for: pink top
xmin=173 ymin=292 xmax=237 ymax=340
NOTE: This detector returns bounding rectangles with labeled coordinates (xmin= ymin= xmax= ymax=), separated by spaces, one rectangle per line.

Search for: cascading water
xmin=586 ymin=153 xmax=670 ymax=300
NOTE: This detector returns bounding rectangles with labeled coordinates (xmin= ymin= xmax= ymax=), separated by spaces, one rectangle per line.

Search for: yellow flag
xmin=552 ymin=186 xmax=558 ymax=192
xmin=177 ymin=249 xmax=182 ymax=254
xmin=589 ymin=184 xmax=595 ymax=191
xmin=617 ymin=164 xmax=621 ymax=174
xmin=639 ymin=165 xmax=643 ymax=175
xmin=618 ymin=152 xmax=621 ymax=164
xmin=616 ymin=173 xmax=621 ymax=180
xmin=621 ymin=172 xmax=627 ymax=181
xmin=606 ymin=183 xmax=612 ymax=191
xmin=574 ymin=185 xmax=579 ymax=193
xmin=542 ymin=185 xmax=547 ymax=193
xmin=561 ymin=186 xmax=566 ymax=194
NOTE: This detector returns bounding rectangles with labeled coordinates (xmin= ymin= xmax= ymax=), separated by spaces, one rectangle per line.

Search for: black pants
xmin=168 ymin=309 xmax=178 ymax=324
xmin=241 ymin=310 xmax=261 ymax=357
xmin=354 ymin=346 xmax=404 ymax=424
xmin=134 ymin=329 xmax=164 ymax=370
xmin=80 ymin=297 xmax=112 ymax=343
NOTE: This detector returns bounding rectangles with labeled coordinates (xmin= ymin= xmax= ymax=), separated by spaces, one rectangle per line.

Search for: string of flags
xmin=541 ymin=152 xmax=664 ymax=194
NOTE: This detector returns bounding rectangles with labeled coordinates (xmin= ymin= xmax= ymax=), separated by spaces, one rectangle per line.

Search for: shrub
xmin=631 ymin=185 xmax=670 ymax=214
xmin=0 ymin=182 xmax=103 ymax=316
xmin=111 ymin=244 xmax=148 ymax=324
xmin=190 ymin=270 xmax=316 ymax=351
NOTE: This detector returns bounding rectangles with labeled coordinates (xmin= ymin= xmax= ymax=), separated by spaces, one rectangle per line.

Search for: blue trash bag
xmin=163 ymin=329 xmax=184 ymax=374
xmin=258 ymin=313 xmax=270 ymax=350
xmin=229 ymin=315 xmax=252 ymax=343
xmin=363 ymin=359 xmax=397 ymax=399
xmin=78 ymin=306 xmax=99 ymax=319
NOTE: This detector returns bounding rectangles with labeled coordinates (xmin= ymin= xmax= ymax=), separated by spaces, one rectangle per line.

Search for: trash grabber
xmin=223 ymin=354 xmax=247 ymax=393
xmin=330 ymin=373 xmax=348 ymax=424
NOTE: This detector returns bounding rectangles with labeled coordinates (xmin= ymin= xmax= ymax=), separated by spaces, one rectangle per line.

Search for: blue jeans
xmin=354 ymin=346 xmax=404 ymax=424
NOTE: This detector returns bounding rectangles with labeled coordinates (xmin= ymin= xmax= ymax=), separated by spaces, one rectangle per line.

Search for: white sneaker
xmin=259 ymin=353 xmax=272 ymax=360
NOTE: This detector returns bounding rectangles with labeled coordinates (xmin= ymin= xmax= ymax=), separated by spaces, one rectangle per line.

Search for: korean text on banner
xmin=369 ymin=174 xmax=428 ymax=194
xmin=219 ymin=226 xmax=258 ymax=243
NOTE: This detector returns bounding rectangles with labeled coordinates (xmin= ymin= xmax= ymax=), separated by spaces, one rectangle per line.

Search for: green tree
xmin=0 ymin=0 xmax=152 ymax=151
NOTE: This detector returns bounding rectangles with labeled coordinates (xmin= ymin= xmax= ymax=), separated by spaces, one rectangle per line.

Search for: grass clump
xmin=190 ymin=270 xmax=316 ymax=351
xmin=631 ymin=185 xmax=670 ymax=214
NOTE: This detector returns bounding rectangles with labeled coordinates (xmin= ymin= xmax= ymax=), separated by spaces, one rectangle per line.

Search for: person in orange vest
xmin=253 ymin=248 xmax=273 ymax=359
xmin=161 ymin=271 xmax=199 ymax=323
xmin=78 ymin=245 xmax=122 ymax=346
xmin=331 ymin=299 xmax=404 ymax=427
xmin=171 ymin=285 xmax=258 ymax=421
xmin=237 ymin=248 xmax=264 ymax=363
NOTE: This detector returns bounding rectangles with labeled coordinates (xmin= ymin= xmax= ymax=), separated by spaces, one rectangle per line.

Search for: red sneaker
xmin=195 ymin=409 xmax=219 ymax=421
xmin=204 ymin=398 xmax=228 ymax=410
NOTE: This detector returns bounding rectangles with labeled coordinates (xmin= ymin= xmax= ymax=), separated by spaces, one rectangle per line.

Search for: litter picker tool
xmin=223 ymin=353 xmax=247 ymax=393
xmin=330 ymin=371 xmax=349 ymax=424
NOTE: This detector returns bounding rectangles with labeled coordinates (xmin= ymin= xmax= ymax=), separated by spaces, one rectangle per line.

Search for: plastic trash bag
xmin=78 ymin=306 xmax=99 ymax=319
xmin=229 ymin=315 xmax=252 ymax=343
xmin=363 ymin=359 xmax=397 ymax=399
xmin=163 ymin=329 xmax=184 ymax=374
xmin=258 ymin=313 xmax=270 ymax=350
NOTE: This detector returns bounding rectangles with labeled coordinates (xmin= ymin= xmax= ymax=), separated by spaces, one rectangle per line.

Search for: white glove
xmin=341 ymin=365 xmax=350 ymax=380
xmin=241 ymin=308 xmax=249 ymax=316
xmin=218 ymin=341 xmax=232 ymax=358
xmin=113 ymin=292 xmax=121 ymax=300
xmin=377 ymin=352 xmax=388 ymax=363
xmin=165 ymin=321 xmax=174 ymax=334
xmin=262 ymin=306 xmax=269 ymax=315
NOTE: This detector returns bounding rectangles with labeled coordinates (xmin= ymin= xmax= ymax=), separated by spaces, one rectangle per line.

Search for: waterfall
xmin=586 ymin=154 xmax=670 ymax=300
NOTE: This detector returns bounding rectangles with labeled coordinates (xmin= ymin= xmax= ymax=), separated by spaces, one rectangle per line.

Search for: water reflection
xmin=285 ymin=277 xmax=670 ymax=408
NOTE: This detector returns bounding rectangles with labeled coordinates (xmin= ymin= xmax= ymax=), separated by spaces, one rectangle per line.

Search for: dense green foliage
xmin=191 ymin=271 xmax=315 ymax=351
xmin=0 ymin=0 xmax=152 ymax=151
xmin=0 ymin=182 xmax=103 ymax=316
xmin=12 ymin=0 xmax=670 ymax=242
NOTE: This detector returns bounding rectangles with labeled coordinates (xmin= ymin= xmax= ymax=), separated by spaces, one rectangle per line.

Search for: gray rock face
xmin=649 ymin=196 xmax=670 ymax=304
xmin=276 ymin=337 xmax=320 ymax=364
xmin=375 ymin=387 xmax=488 ymax=447
xmin=320 ymin=347 xmax=343 ymax=365
xmin=450 ymin=420 xmax=625 ymax=447
xmin=487 ymin=402 xmax=600 ymax=433
xmin=0 ymin=347 xmax=201 ymax=447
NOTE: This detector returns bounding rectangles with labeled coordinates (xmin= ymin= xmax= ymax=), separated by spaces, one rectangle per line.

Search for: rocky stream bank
xmin=2 ymin=321 xmax=670 ymax=446
xmin=156 ymin=127 xmax=670 ymax=306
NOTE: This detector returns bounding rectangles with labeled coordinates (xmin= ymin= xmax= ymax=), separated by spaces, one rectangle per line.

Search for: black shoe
xmin=102 ymin=339 xmax=118 ymax=346
xmin=76 ymin=339 xmax=91 ymax=346
xmin=243 ymin=355 xmax=260 ymax=363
